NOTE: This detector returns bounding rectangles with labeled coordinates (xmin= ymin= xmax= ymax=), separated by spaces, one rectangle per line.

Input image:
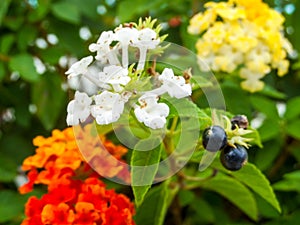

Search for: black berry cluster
xmin=202 ymin=115 xmax=249 ymax=171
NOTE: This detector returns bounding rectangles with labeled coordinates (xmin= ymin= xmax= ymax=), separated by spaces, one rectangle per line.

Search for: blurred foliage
xmin=0 ymin=0 xmax=300 ymax=224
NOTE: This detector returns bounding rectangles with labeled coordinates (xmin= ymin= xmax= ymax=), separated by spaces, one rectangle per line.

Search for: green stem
xmin=164 ymin=116 xmax=179 ymax=155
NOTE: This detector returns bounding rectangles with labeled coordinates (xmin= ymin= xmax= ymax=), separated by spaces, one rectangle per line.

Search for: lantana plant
xmin=19 ymin=17 xmax=282 ymax=224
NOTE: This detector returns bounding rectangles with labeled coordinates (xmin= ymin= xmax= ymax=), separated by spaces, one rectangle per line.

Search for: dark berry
xmin=220 ymin=145 xmax=248 ymax=171
xmin=231 ymin=115 xmax=249 ymax=130
xmin=202 ymin=125 xmax=227 ymax=152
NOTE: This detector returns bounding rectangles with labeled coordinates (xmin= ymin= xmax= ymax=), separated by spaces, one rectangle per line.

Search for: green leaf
xmin=0 ymin=0 xmax=11 ymax=26
xmin=31 ymin=72 xmax=67 ymax=130
xmin=0 ymin=190 xmax=27 ymax=223
xmin=0 ymin=62 xmax=5 ymax=81
xmin=255 ymin=193 xmax=280 ymax=219
xmin=28 ymin=0 xmax=51 ymax=22
xmin=250 ymin=95 xmax=279 ymax=119
xmin=40 ymin=46 xmax=64 ymax=65
xmin=0 ymin=153 xmax=17 ymax=182
xmin=117 ymin=0 xmax=163 ymax=22
xmin=287 ymin=119 xmax=300 ymax=140
xmin=51 ymin=1 xmax=80 ymax=24
xmin=222 ymin=81 xmax=252 ymax=117
xmin=254 ymin=139 xmax=281 ymax=171
xmin=273 ymin=171 xmax=300 ymax=192
xmin=135 ymin=180 xmax=178 ymax=225
xmin=165 ymin=97 xmax=203 ymax=119
xmin=285 ymin=96 xmax=300 ymax=120
xmin=9 ymin=53 xmax=39 ymax=82
xmin=260 ymin=84 xmax=286 ymax=100
xmin=178 ymin=189 xmax=195 ymax=207
xmin=17 ymin=25 xmax=38 ymax=51
xmin=190 ymin=198 xmax=215 ymax=224
xmin=131 ymin=137 xmax=162 ymax=206
xmin=230 ymin=163 xmax=281 ymax=213
xmin=258 ymin=119 xmax=281 ymax=142
xmin=0 ymin=34 xmax=15 ymax=54
xmin=201 ymin=173 xmax=258 ymax=221
xmin=0 ymin=134 xmax=33 ymax=164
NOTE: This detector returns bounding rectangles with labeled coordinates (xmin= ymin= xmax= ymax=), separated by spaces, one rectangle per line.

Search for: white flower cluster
xmin=65 ymin=19 xmax=192 ymax=129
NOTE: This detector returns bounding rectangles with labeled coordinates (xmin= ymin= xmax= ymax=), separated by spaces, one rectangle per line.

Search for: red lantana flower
xmin=19 ymin=126 xmax=135 ymax=225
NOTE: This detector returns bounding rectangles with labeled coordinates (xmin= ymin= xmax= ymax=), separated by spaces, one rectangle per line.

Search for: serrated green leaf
xmin=51 ymin=1 xmax=80 ymax=24
xmin=255 ymin=193 xmax=280 ymax=219
xmin=201 ymin=173 xmax=258 ymax=221
xmin=285 ymin=96 xmax=300 ymax=120
xmin=31 ymin=72 xmax=66 ymax=130
xmin=230 ymin=163 xmax=281 ymax=213
xmin=135 ymin=180 xmax=178 ymax=225
xmin=164 ymin=97 xmax=203 ymax=119
xmin=9 ymin=54 xmax=40 ymax=82
xmin=131 ymin=137 xmax=162 ymax=206
xmin=286 ymin=119 xmax=300 ymax=140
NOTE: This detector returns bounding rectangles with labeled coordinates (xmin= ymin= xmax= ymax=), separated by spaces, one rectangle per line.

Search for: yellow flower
xmin=188 ymin=11 xmax=216 ymax=35
xmin=188 ymin=0 xmax=293 ymax=92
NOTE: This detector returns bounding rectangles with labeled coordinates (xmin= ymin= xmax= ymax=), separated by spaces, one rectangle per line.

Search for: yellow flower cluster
xmin=188 ymin=0 xmax=293 ymax=92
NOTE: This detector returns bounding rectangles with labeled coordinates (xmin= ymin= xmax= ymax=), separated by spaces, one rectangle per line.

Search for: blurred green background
xmin=1 ymin=0 xmax=300 ymax=224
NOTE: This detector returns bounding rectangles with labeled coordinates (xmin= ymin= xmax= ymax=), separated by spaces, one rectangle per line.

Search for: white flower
xmin=91 ymin=91 xmax=126 ymax=125
xmin=134 ymin=94 xmax=169 ymax=129
xmin=132 ymin=28 xmax=160 ymax=71
xmin=132 ymin=28 xmax=160 ymax=49
xmin=114 ymin=27 xmax=139 ymax=68
xmin=65 ymin=56 xmax=93 ymax=78
xmin=158 ymin=68 xmax=192 ymax=98
xmin=89 ymin=31 xmax=119 ymax=65
xmin=66 ymin=91 xmax=92 ymax=126
xmin=98 ymin=65 xmax=130 ymax=92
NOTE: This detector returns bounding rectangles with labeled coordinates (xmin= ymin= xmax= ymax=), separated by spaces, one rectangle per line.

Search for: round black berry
xmin=231 ymin=115 xmax=249 ymax=130
xmin=220 ymin=145 xmax=248 ymax=171
xmin=202 ymin=125 xmax=227 ymax=152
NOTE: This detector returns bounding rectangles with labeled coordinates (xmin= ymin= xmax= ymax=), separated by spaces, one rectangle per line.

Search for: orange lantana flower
xmin=19 ymin=126 xmax=135 ymax=225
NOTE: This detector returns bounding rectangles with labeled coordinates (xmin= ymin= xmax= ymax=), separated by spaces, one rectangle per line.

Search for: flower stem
xmin=122 ymin=45 xmax=129 ymax=68
xmin=137 ymin=47 xmax=147 ymax=71
xmin=107 ymin=47 xmax=120 ymax=65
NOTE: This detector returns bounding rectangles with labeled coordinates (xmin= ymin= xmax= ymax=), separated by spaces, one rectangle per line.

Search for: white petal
xmin=134 ymin=94 xmax=169 ymax=129
xmin=65 ymin=56 xmax=93 ymax=77
xmin=158 ymin=68 xmax=192 ymax=99
xmin=98 ymin=65 xmax=130 ymax=90
xmin=114 ymin=27 xmax=138 ymax=45
xmin=132 ymin=28 xmax=160 ymax=49
xmin=91 ymin=91 xmax=125 ymax=125
xmin=66 ymin=113 xmax=79 ymax=126
xmin=66 ymin=91 xmax=92 ymax=126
